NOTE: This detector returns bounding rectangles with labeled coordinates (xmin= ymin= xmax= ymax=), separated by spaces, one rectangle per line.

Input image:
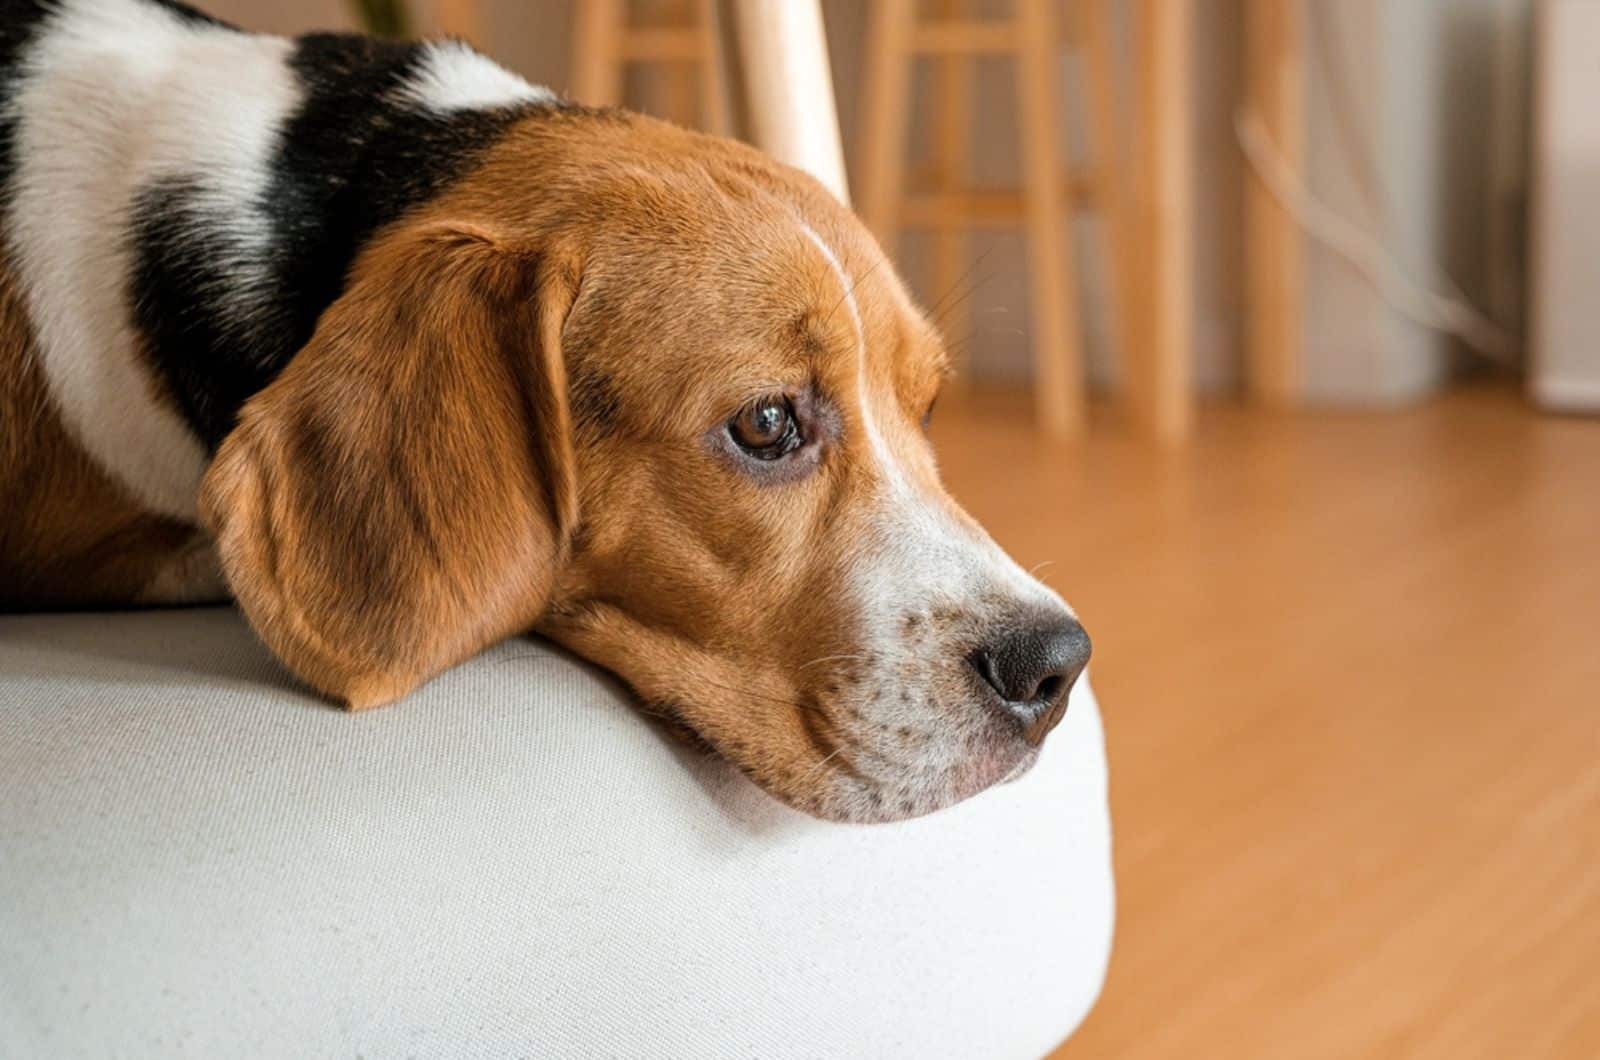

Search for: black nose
xmin=970 ymin=619 xmax=1091 ymax=744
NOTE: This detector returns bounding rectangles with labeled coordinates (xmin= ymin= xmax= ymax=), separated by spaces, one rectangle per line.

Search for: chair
xmin=855 ymin=0 xmax=1131 ymax=438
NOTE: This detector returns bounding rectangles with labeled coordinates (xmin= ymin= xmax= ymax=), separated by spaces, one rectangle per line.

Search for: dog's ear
xmin=200 ymin=222 xmax=579 ymax=709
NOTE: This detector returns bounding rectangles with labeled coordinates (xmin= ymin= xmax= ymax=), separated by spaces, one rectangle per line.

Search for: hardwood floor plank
xmin=928 ymin=386 xmax=1600 ymax=1060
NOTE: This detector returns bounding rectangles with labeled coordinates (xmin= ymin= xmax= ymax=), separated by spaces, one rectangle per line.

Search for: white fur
xmin=4 ymin=0 xmax=300 ymax=520
xmin=395 ymin=40 xmax=553 ymax=112
xmin=798 ymin=221 xmax=907 ymax=497
xmin=795 ymin=220 xmax=1063 ymax=611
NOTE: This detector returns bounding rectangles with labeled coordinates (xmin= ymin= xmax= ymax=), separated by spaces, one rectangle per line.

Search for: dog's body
xmin=1 ymin=0 xmax=1090 ymax=823
xmin=0 ymin=0 xmax=554 ymax=603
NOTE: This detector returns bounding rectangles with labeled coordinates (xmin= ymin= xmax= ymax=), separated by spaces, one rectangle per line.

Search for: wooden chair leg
xmin=717 ymin=0 xmax=850 ymax=204
xmin=931 ymin=0 xmax=976 ymax=382
xmin=663 ymin=63 xmax=699 ymax=129
xmin=1130 ymin=0 xmax=1194 ymax=442
xmin=572 ymin=0 xmax=626 ymax=107
xmin=1078 ymin=0 xmax=1135 ymax=389
xmin=1016 ymin=0 xmax=1085 ymax=437
xmin=641 ymin=0 xmax=693 ymax=128
xmin=1245 ymin=0 xmax=1304 ymax=405
xmin=696 ymin=0 xmax=732 ymax=135
xmin=856 ymin=0 xmax=915 ymax=251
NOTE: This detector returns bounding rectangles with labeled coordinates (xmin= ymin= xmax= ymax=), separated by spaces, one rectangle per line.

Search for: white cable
xmin=1234 ymin=108 xmax=1517 ymax=364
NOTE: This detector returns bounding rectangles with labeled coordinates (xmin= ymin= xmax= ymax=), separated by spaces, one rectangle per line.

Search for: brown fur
xmin=200 ymin=220 xmax=579 ymax=708
xmin=0 ymin=262 xmax=213 ymax=608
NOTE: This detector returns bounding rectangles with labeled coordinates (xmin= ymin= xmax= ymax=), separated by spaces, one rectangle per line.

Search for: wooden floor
xmin=930 ymin=385 xmax=1600 ymax=1060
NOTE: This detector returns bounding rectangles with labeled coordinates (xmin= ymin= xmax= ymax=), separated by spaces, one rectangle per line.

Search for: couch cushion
xmin=0 ymin=608 xmax=1112 ymax=1058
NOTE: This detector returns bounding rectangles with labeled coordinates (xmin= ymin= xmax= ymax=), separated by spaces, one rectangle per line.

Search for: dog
xmin=0 ymin=0 xmax=1090 ymax=823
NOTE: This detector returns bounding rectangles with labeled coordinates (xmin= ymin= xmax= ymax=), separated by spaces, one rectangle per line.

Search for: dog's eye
xmin=729 ymin=396 xmax=801 ymax=459
xmin=921 ymin=396 xmax=938 ymax=430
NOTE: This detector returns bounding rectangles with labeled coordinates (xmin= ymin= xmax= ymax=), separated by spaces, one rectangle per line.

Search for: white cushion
xmin=0 ymin=608 xmax=1113 ymax=1058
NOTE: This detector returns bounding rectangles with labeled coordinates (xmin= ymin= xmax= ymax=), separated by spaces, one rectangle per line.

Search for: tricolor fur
xmin=0 ymin=0 xmax=1089 ymax=823
xmin=1 ymin=0 xmax=551 ymax=520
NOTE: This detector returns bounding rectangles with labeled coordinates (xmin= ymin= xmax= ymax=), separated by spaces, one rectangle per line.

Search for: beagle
xmin=0 ymin=0 xmax=1090 ymax=823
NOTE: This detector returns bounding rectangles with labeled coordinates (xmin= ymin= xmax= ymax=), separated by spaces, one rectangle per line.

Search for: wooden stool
xmin=856 ymin=0 xmax=1132 ymax=438
xmin=446 ymin=1 xmax=848 ymax=203
xmin=569 ymin=0 xmax=730 ymax=135
xmin=1244 ymin=0 xmax=1303 ymax=407
xmin=566 ymin=0 xmax=851 ymax=207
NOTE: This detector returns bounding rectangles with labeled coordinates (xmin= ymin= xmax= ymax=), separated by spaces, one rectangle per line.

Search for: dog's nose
xmin=970 ymin=619 xmax=1091 ymax=744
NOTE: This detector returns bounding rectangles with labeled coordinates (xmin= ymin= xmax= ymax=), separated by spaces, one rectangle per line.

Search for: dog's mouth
xmin=640 ymin=694 xmax=1040 ymax=824
xmin=557 ymin=589 xmax=1083 ymax=824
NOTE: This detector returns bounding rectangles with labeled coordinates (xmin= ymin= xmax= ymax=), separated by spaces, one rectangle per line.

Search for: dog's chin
xmin=638 ymin=699 xmax=1040 ymax=824
xmin=764 ymin=743 xmax=1043 ymax=825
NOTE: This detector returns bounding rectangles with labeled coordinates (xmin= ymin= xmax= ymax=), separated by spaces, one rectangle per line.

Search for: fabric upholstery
xmin=0 ymin=608 xmax=1113 ymax=1058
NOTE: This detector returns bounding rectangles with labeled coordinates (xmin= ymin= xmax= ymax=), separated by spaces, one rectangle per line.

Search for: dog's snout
xmin=970 ymin=618 xmax=1091 ymax=744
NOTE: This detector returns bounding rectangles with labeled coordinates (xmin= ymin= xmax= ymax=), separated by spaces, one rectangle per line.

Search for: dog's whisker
xmin=693 ymin=675 xmax=868 ymax=786
xmin=823 ymin=256 xmax=887 ymax=331
xmin=928 ymin=268 xmax=995 ymax=334
xmin=925 ymin=245 xmax=997 ymax=325
xmin=695 ymin=675 xmax=806 ymax=714
xmin=797 ymin=745 xmax=847 ymax=787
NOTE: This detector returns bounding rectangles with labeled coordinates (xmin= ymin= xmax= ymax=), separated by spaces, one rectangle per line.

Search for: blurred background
xmin=208 ymin=1 xmax=1597 ymax=1056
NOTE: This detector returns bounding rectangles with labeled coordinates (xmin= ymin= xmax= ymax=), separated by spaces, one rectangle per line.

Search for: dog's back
xmin=0 ymin=0 xmax=554 ymax=606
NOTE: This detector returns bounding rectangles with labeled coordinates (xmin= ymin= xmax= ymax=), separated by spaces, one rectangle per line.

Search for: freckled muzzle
xmin=769 ymin=601 xmax=1090 ymax=823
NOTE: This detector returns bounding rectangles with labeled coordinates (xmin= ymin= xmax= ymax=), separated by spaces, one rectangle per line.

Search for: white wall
xmin=1300 ymin=0 xmax=1531 ymax=403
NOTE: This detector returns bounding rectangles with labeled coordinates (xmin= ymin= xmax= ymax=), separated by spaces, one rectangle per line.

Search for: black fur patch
xmin=0 ymin=1 xmax=56 ymax=208
xmin=128 ymin=30 xmax=548 ymax=447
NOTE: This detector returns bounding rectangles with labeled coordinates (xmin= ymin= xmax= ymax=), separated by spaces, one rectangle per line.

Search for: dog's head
xmin=202 ymin=111 xmax=1088 ymax=823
